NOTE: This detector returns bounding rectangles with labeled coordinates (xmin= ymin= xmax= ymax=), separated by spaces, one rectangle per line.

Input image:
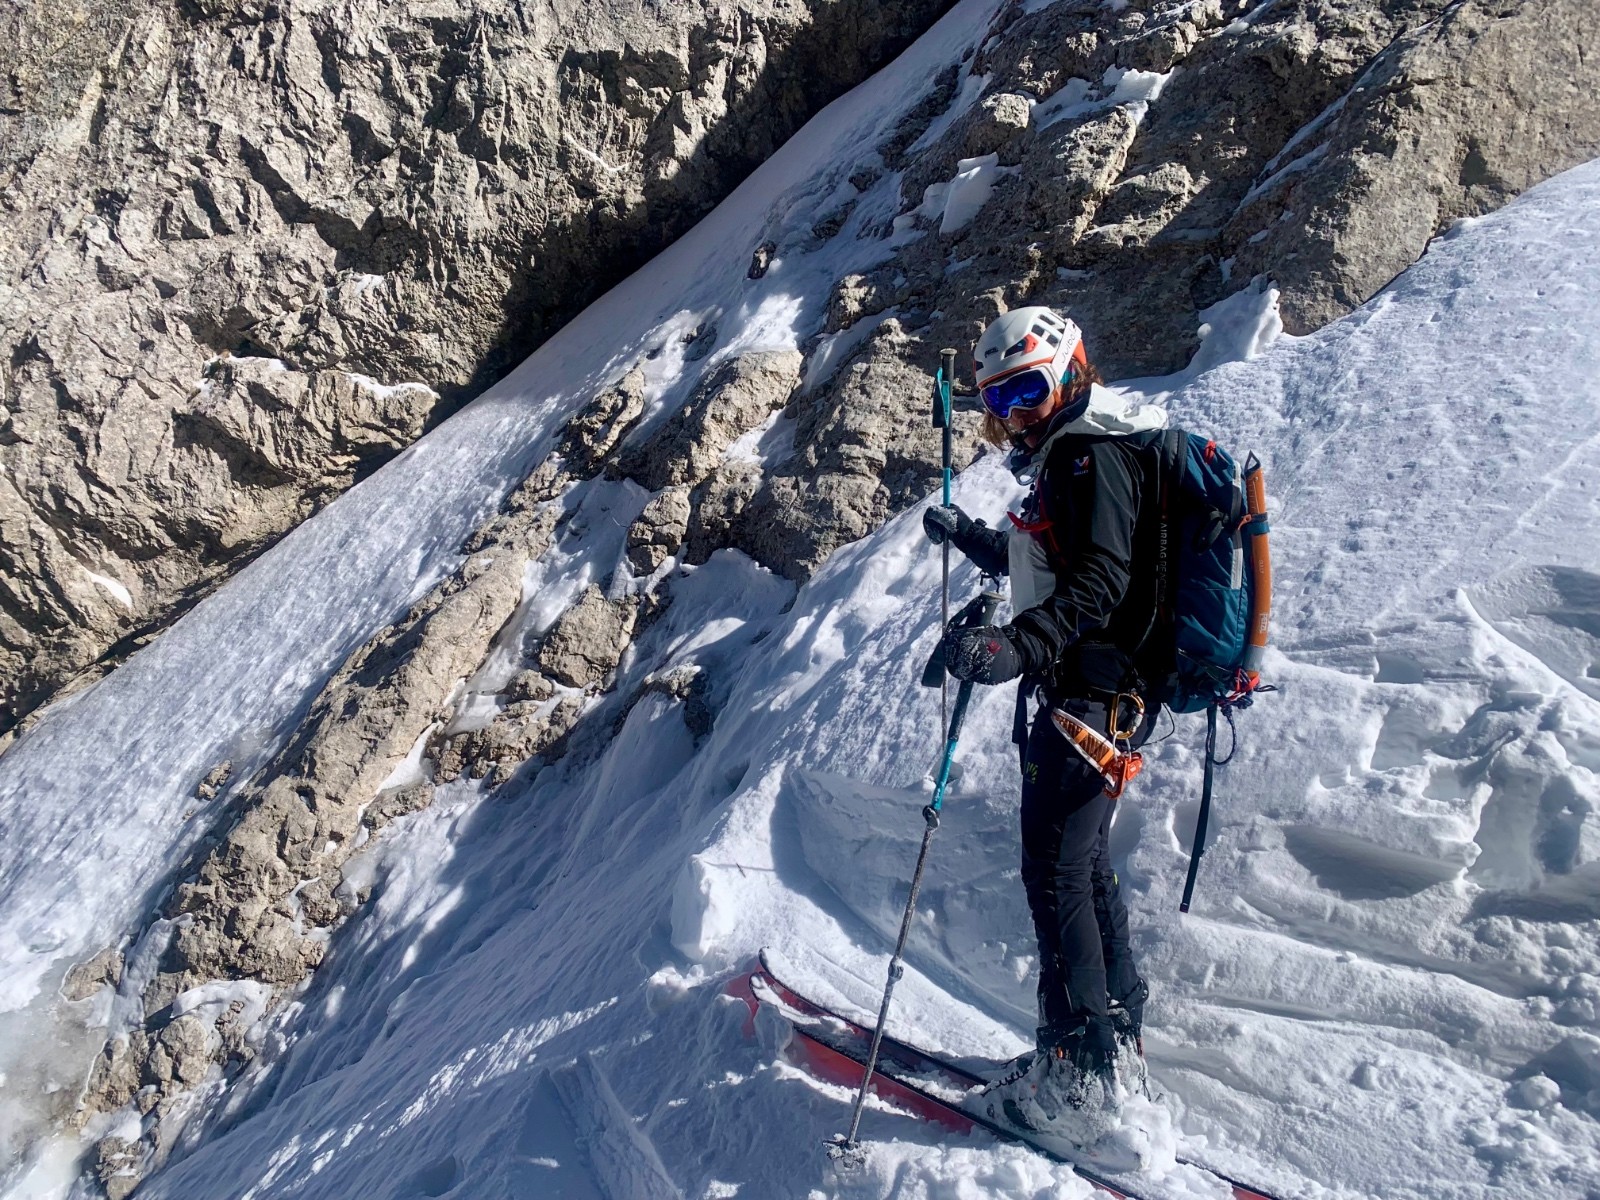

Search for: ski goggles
xmin=980 ymin=367 xmax=1058 ymax=419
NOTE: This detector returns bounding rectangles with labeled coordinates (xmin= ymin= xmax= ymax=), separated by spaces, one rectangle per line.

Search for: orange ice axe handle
xmin=1241 ymin=455 xmax=1271 ymax=679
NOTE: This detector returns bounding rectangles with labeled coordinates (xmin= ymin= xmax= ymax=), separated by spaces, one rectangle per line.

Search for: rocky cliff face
xmin=19 ymin=0 xmax=1600 ymax=1193
xmin=0 ymin=0 xmax=955 ymax=739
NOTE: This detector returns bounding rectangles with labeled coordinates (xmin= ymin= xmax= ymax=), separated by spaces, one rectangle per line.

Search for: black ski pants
xmin=1018 ymin=697 xmax=1146 ymax=1042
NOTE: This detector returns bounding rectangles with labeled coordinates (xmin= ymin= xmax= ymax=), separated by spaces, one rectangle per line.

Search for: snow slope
xmin=4 ymin=0 xmax=1600 ymax=1194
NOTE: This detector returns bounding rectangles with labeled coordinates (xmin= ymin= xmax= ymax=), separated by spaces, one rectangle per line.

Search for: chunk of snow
xmin=81 ymin=567 xmax=132 ymax=609
xmin=938 ymin=154 xmax=1000 ymax=233
xmin=1102 ymin=66 xmax=1171 ymax=107
xmin=1034 ymin=67 xmax=1172 ymax=130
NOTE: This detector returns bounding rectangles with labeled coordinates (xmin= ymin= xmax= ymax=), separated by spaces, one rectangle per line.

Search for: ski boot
xmin=979 ymin=1018 xmax=1120 ymax=1141
xmin=1108 ymin=979 xmax=1150 ymax=1098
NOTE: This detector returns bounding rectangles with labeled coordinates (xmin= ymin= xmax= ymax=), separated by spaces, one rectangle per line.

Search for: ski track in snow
xmin=3 ymin=1 xmax=1600 ymax=1196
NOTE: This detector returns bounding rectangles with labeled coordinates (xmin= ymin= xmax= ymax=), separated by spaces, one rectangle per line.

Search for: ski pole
xmin=933 ymin=349 xmax=956 ymax=737
xmin=832 ymin=589 xmax=1003 ymax=1162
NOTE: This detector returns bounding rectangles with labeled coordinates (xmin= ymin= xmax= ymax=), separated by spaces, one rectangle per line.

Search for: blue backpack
xmin=1151 ymin=429 xmax=1271 ymax=714
xmin=1147 ymin=427 xmax=1272 ymax=911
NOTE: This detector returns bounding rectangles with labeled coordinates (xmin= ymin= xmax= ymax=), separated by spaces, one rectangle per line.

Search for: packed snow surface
xmin=2 ymin=0 xmax=1600 ymax=1195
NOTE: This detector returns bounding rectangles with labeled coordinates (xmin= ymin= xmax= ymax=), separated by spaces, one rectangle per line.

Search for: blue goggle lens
xmin=981 ymin=370 xmax=1054 ymax=418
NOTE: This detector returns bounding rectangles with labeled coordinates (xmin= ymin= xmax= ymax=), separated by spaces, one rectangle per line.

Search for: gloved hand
xmin=941 ymin=624 xmax=1023 ymax=684
xmin=922 ymin=503 xmax=974 ymax=547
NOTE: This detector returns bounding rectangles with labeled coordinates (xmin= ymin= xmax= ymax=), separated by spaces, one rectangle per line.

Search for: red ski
xmin=725 ymin=951 xmax=1286 ymax=1200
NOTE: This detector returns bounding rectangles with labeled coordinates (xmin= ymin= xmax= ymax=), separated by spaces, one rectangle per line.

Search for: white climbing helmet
xmin=972 ymin=306 xmax=1087 ymax=419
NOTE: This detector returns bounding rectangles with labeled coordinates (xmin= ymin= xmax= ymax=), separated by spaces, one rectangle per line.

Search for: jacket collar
xmin=1005 ymin=384 xmax=1168 ymax=482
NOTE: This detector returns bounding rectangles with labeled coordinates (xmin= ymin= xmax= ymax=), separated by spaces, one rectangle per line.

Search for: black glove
xmin=922 ymin=504 xmax=974 ymax=546
xmin=941 ymin=624 xmax=1023 ymax=684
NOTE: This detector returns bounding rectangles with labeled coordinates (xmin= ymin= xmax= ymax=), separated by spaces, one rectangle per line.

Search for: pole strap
xmin=1179 ymin=702 xmax=1218 ymax=913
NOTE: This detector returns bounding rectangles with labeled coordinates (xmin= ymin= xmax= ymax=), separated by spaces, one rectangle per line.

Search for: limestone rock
xmin=195 ymin=762 xmax=233 ymax=801
xmin=639 ymin=665 xmax=716 ymax=743
xmin=617 ymin=351 xmax=803 ymax=491
xmin=454 ymin=695 xmax=589 ymax=786
xmin=364 ymin=783 xmax=435 ymax=835
xmin=964 ymin=92 xmax=1035 ymax=163
xmin=827 ymin=271 xmax=901 ymax=334
xmin=159 ymin=546 xmax=525 ymax=990
xmin=67 ymin=470 xmax=541 ymax=1156
xmin=627 ymin=487 xmax=694 ymax=574
xmin=559 ymin=370 xmax=648 ymax=478
xmin=147 ymin=1016 xmax=215 ymax=1090
xmin=505 ymin=670 xmax=557 ymax=705
xmin=82 ymin=1034 xmax=147 ymax=1117
xmin=1226 ymin=0 xmax=1600 ymax=334
xmin=536 ymin=587 xmax=640 ymax=689
xmin=94 ymin=1136 xmax=144 ymax=1200
xmin=63 ymin=946 xmax=124 ymax=1002
xmin=736 ymin=325 xmax=981 ymax=578
xmin=683 ymin=462 xmax=769 ymax=566
xmin=0 ymin=0 xmax=956 ymax=737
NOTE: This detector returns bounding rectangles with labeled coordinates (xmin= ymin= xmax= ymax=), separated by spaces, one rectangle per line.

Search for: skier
xmin=922 ymin=305 xmax=1167 ymax=1138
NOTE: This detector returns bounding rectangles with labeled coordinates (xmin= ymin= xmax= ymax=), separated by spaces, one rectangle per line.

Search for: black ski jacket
xmin=949 ymin=432 xmax=1165 ymax=700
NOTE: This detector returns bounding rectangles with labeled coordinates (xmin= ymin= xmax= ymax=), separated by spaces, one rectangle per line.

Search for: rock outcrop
xmin=616 ymin=349 xmax=803 ymax=490
xmin=0 ymin=0 xmax=957 ymax=738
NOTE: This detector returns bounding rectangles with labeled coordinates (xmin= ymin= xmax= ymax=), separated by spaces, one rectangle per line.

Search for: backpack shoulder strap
xmin=1132 ymin=428 xmax=1186 ymax=671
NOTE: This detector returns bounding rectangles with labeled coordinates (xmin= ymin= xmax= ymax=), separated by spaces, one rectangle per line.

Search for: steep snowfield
xmin=4 ymin=0 xmax=1600 ymax=1195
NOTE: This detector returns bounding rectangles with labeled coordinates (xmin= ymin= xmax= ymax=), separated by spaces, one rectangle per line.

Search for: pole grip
xmin=939 ymin=349 xmax=957 ymax=418
xmin=933 ymin=349 xmax=956 ymax=430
